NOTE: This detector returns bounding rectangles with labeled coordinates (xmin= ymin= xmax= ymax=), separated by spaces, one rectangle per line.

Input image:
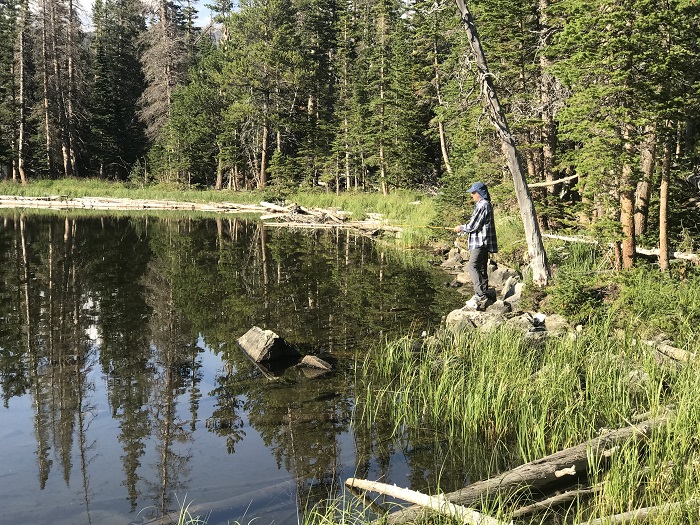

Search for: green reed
xmin=354 ymin=306 xmax=700 ymax=522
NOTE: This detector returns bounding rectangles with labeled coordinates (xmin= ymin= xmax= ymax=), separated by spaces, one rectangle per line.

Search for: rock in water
xmin=236 ymin=326 xmax=300 ymax=363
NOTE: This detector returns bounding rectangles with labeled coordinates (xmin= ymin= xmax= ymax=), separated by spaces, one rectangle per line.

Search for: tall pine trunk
xmin=16 ymin=0 xmax=28 ymax=184
xmin=50 ymin=0 xmax=73 ymax=178
xmin=66 ymin=0 xmax=77 ymax=175
xmin=41 ymin=0 xmax=53 ymax=173
xmin=455 ymin=0 xmax=550 ymax=286
xmin=539 ymin=0 xmax=556 ymax=194
xmin=658 ymin=135 xmax=672 ymax=271
xmin=259 ymin=120 xmax=269 ymax=188
xmin=620 ymin=124 xmax=635 ymax=269
xmin=433 ymin=40 xmax=452 ymax=174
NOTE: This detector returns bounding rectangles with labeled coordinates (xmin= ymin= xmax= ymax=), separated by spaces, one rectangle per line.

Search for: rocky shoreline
xmin=437 ymin=243 xmax=573 ymax=340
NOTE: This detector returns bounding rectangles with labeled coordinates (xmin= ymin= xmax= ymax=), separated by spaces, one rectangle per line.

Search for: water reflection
xmin=0 ymin=213 xmax=463 ymax=525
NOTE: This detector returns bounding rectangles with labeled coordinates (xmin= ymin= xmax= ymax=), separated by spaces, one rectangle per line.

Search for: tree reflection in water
xmin=0 ymin=213 xmax=463 ymax=525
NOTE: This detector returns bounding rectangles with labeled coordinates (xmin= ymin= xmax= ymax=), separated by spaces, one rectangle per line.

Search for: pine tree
xmin=550 ymin=0 xmax=700 ymax=267
xmin=219 ymin=0 xmax=306 ymax=189
xmin=138 ymin=0 xmax=190 ymax=148
xmin=89 ymin=0 xmax=147 ymax=179
xmin=0 ymin=0 xmax=19 ymax=178
xmin=164 ymin=43 xmax=225 ymax=187
xmin=409 ymin=0 xmax=456 ymax=178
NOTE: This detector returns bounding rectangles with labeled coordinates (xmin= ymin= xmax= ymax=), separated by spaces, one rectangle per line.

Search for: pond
xmin=0 ymin=213 xmax=466 ymax=525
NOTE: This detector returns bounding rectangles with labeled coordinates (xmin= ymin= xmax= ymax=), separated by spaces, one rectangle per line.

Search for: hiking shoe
xmin=463 ymin=295 xmax=487 ymax=311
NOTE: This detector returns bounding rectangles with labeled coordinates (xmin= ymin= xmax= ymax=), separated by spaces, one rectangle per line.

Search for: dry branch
xmin=576 ymin=500 xmax=698 ymax=525
xmin=345 ymin=478 xmax=510 ymax=525
xmin=511 ymin=484 xmax=603 ymax=518
xmin=528 ymin=173 xmax=580 ymax=188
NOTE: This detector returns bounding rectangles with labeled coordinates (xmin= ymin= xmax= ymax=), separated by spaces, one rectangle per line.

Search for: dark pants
xmin=468 ymin=245 xmax=489 ymax=298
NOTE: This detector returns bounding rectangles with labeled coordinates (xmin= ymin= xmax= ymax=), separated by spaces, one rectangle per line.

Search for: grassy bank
xmin=347 ymin=243 xmax=700 ymax=524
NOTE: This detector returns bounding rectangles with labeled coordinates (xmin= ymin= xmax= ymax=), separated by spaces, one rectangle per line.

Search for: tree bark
xmin=215 ymin=144 xmax=224 ymax=190
xmin=259 ymin=120 xmax=269 ymax=188
xmin=67 ymin=0 xmax=77 ymax=175
xmin=50 ymin=0 xmax=73 ymax=178
xmin=455 ymin=0 xmax=549 ymax=286
xmin=659 ymin=137 xmax=672 ymax=271
xmin=620 ymin=124 xmax=636 ymax=269
xmin=433 ymin=40 xmax=452 ymax=175
xmin=41 ymin=0 xmax=53 ymax=174
xmin=635 ymin=127 xmax=656 ymax=236
xmin=16 ymin=0 xmax=29 ymax=184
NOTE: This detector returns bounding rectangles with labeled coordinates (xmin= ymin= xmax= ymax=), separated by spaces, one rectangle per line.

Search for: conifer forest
xmin=1 ymin=0 xmax=699 ymax=265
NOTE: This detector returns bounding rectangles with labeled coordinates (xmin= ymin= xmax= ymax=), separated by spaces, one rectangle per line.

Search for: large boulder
xmin=488 ymin=265 xmax=520 ymax=290
xmin=236 ymin=326 xmax=301 ymax=363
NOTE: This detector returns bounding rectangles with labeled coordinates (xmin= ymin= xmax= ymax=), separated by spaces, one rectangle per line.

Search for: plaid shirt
xmin=459 ymin=199 xmax=498 ymax=252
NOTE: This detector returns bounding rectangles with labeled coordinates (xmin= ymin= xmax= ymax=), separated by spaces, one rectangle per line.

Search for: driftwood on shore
xmin=0 ymin=195 xmax=277 ymax=213
xmin=0 ymin=195 xmax=403 ymax=234
xmin=345 ymin=478 xmax=510 ymax=525
xmin=542 ymin=233 xmax=699 ymax=264
xmin=370 ymin=414 xmax=669 ymax=525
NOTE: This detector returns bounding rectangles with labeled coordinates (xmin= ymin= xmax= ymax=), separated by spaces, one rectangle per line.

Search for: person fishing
xmin=453 ymin=181 xmax=498 ymax=310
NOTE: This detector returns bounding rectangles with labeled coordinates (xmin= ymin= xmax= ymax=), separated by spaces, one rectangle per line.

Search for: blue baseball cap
xmin=467 ymin=181 xmax=486 ymax=193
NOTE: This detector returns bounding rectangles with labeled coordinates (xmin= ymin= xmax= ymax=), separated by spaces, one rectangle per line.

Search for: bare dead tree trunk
xmin=378 ymin=13 xmax=388 ymax=197
xmin=16 ymin=0 xmax=29 ymax=184
xmin=50 ymin=0 xmax=73 ymax=178
xmin=67 ymin=0 xmax=78 ymax=176
xmin=433 ymin=41 xmax=452 ymax=175
xmin=259 ymin=120 xmax=269 ymax=188
xmin=455 ymin=0 xmax=550 ymax=285
xmin=215 ymin=144 xmax=224 ymax=190
xmin=659 ymin=136 xmax=672 ymax=271
xmin=41 ymin=0 xmax=53 ymax=173
xmin=381 ymin=414 xmax=668 ymax=525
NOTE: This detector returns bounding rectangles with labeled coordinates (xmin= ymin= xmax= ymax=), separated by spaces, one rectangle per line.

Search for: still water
xmin=0 ymin=213 xmax=464 ymax=525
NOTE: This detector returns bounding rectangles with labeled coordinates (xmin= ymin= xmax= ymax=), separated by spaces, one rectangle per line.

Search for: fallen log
xmin=345 ymin=478 xmax=510 ymax=525
xmin=641 ymin=340 xmax=696 ymax=363
xmin=541 ymin=234 xmax=699 ymax=264
xmin=346 ymin=485 xmax=391 ymax=515
xmin=379 ymin=414 xmax=670 ymax=525
xmin=528 ymin=173 xmax=580 ymax=188
xmin=260 ymin=201 xmax=290 ymax=212
xmin=576 ymin=500 xmax=698 ymax=525
xmin=511 ymin=484 xmax=603 ymax=518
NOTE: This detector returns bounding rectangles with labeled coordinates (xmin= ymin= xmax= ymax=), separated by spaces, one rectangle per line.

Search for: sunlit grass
xmin=175 ymin=497 xmax=211 ymax=525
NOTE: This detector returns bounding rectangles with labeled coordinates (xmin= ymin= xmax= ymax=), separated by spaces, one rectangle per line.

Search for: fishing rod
xmin=391 ymin=224 xmax=455 ymax=231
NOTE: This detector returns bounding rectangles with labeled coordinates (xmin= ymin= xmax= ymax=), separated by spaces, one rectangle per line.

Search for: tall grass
xmin=352 ymin=263 xmax=700 ymax=523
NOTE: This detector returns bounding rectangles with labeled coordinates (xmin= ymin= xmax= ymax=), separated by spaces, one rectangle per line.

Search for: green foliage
xmin=0 ymin=0 xmax=18 ymax=168
xmin=609 ymin=268 xmax=700 ymax=348
xmin=353 ymin=273 xmax=700 ymax=521
xmin=542 ymin=242 xmax=610 ymax=325
xmin=89 ymin=0 xmax=147 ymax=180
